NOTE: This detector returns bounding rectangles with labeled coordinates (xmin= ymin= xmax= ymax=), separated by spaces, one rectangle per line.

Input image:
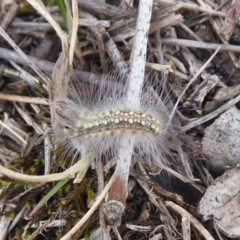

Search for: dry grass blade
xmin=161 ymin=38 xmax=240 ymax=52
xmin=169 ymin=46 xmax=220 ymax=125
xmin=0 ymin=120 xmax=27 ymax=146
xmin=0 ymin=26 xmax=49 ymax=84
xmin=166 ymin=201 xmax=215 ymax=240
xmin=26 ymin=0 xmax=68 ymax=52
xmin=0 ymin=93 xmax=49 ymax=105
xmin=69 ymin=0 xmax=78 ymax=65
xmin=0 ymin=153 xmax=95 ymax=182
xmin=182 ymin=93 xmax=240 ymax=131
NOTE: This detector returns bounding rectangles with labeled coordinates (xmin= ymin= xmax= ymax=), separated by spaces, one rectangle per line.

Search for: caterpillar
xmin=53 ymin=72 xmax=185 ymax=172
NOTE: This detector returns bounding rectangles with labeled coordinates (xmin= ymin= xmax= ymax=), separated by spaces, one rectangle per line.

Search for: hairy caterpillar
xmin=52 ymin=65 xmax=192 ymax=228
xmin=53 ymin=71 xmax=187 ymax=173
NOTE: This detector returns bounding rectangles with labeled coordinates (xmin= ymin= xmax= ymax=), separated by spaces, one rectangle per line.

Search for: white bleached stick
xmin=127 ymin=0 xmax=152 ymax=108
xmin=104 ymin=0 xmax=153 ymax=226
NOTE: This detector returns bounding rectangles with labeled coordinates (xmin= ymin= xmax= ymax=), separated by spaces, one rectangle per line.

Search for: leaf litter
xmin=0 ymin=0 xmax=240 ymax=239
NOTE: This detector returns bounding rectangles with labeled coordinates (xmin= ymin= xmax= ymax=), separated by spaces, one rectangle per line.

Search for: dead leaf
xmin=199 ymin=167 xmax=240 ymax=238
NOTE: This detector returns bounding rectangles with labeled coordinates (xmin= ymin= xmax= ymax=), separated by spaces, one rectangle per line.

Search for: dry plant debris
xmin=199 ymin=167 xmax=240 ymax=238
xmin=0 ymin=0 xmax=239 ymax=239
xmin=202 ymin=106 xmax=240 ymax=168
